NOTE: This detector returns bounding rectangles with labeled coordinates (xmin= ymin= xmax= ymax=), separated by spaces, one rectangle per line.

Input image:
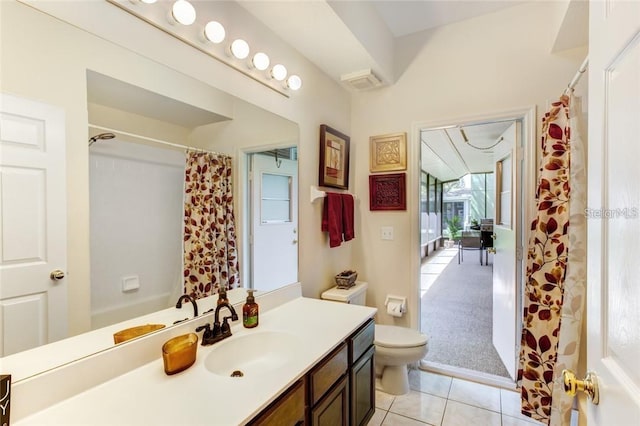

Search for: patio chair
xmin=458 ymin=231 xmax=483 ymax=265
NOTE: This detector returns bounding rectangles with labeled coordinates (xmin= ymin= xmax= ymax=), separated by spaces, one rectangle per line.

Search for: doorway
xmin=245 ymin=148 xmax=299 ymax=292
xmin=416 ymin=109 xmax=535 ymax=387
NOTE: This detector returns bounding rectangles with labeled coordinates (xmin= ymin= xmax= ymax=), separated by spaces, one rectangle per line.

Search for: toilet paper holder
xmin=384 ymin=295 xmax=407 ymax=316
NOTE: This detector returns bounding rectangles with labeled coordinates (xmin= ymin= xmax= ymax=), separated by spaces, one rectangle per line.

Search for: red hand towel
xmin=322 ymin=192 xmax=343 ymax=248
xmin=341 ymin=194 xmax=355 ymax=242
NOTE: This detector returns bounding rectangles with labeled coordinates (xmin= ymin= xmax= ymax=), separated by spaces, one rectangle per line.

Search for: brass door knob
xmin=562 ymin=369 xmax=599 ymax=404
xmin=487 ymin=247 xmax=496 ymax=254
xmin=492 ymin=233 xmax=497 ymax=239
xmin=50 ymin=269 xmax=65 ymax=280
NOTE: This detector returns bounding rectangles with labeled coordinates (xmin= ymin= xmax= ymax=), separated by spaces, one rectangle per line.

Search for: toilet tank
xmin=320 ymin=281 xmax=368 ymax=305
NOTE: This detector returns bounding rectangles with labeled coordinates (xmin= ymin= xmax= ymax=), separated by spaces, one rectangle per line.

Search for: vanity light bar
xmin=170 ymin=0 xmax=196 ymax=26
xmin=230 ymin=39 xmax=250 ymax=60
xmin=204 ymin=21 xmax=225 ymax=44
xmin=270 ymin=64 xmax=287 ymax=81
xmin=251 ymin=52 xmax=270 ymax=71
xmin=139 ymin=0 xmax=303 ymax=92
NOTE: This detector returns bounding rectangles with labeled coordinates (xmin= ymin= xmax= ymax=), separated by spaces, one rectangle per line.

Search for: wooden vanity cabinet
xmin=310 ymin=375 xmax=349 ymax=425
xmin=348 ymin=319 xmax=375 ymax=426
xmin=248 ymin=378 xmax=306 ymax=426
xmin=248 ymin=318 xmax=375 ymax=426
xmin=309 ymin=343 xmax=349 ymax=425
xmin=309 ymin=319 xmax=375 ymax=426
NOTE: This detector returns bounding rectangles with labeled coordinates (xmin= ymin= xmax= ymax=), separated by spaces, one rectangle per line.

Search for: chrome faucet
xmin=196 ymin=302 xmax=239 ymax=346
xmin=174 ymin=294 xmax=198 ymax=324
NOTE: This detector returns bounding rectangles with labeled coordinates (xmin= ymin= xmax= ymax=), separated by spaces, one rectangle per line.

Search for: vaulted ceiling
xmin=238 ymin=1 xmax=587 ymax=182
xmin=238 ymin=1 xmax=526 ymax=89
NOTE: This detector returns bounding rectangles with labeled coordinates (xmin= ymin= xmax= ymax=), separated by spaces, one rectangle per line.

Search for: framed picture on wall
xmin=370 ymin=132 xmax=407 ymax=173
xmin=319 ymin=124 xmax=350 ymax=189
xmin=369 ymin=173 xmax=406 ymax=211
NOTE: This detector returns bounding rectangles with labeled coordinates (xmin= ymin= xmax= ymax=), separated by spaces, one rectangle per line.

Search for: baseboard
xmin=91 ymin=293 xmax=171 ymax=329
xmin=420 ymin=359 xmax=516 ymax=390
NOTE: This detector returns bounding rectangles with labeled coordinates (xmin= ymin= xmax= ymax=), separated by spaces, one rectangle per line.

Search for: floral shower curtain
xmin=517 ymin=95 xmax=587 ymax=425
xmin=183 ymin=151 xmax=239 ymax=299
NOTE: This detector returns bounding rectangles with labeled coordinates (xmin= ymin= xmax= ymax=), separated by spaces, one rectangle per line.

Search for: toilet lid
xmin=374 ymin=325 xmax=428 ymax=348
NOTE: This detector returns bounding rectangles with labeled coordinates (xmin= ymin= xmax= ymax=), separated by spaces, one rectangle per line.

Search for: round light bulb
xmin=204 ymin=21 xmax=225 ymax=44
xmin=252 ymin=52 xmax=270 ymax=71
xmin=286 ymin=75 xmax=302 ymax=91
xmin=171 ymin=0 xmax=196 ymax=25
xmin=230 ymin=39 xmax=250 ymax=59
xmin=271 ymin=64 xmax=287 ymax=81
xmin=140 ymin=0 xmax=157 ymax=4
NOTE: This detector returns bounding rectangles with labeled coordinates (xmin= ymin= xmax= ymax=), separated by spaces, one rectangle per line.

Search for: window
xmin=261 ymin=173 xmax=292 ymax=223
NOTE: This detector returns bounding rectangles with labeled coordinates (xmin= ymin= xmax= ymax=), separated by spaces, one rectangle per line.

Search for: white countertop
xmin=2 ymin=289 xmax=245 ymax=383
xmin=16 ymin=297 xmax=376 ymax=425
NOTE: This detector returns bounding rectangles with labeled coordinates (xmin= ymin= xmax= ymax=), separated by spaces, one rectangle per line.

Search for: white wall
xmin=1 ymin=0 xmax=352 ymax=336
xmin=349 ymin=1 xmax=587 ymax=328
xmin=1 ymin=0 xmax=589 ymax=339
xmin=89 ymin=140 xmax=184 ymax=328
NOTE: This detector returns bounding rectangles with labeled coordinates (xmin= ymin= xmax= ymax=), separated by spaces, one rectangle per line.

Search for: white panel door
xmin=492 ymin=122 xmax=520 ymax=380
xmin=0 ymin=94 xmax=67 ymax=356
xmin=251 ymin=153 xmax=298 ymax=292
xmin=586 ymin=1 xmax=640 ymax=423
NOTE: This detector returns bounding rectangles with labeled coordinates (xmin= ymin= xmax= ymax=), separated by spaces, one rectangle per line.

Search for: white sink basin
xmin=204 ymin=330 xmax=300 ymax=378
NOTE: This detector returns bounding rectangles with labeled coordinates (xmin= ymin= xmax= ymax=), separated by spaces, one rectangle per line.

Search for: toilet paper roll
xmin=386 ymin=301 xmax=404 ymax=317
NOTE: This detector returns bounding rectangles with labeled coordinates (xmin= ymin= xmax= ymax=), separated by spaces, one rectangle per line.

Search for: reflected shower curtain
xmin=518 ymin=95 xmax=586 ymax=424
xmin=183 ymin=151 xmax=240 ymax=299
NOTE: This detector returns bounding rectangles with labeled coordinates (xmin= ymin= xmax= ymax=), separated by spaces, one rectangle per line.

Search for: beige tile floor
xmin=368 ymin=369 xmax=545 ymax=426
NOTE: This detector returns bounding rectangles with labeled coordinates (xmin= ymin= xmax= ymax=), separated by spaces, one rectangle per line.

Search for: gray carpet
xmin=421 ymin=257 xmax=510 ymax=378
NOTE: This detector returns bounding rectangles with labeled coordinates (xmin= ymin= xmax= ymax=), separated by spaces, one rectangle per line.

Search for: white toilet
xmin=321 ymin=282 xmax=428 ymax=395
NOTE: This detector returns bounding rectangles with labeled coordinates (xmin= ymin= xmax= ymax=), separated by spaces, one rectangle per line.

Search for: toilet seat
xmin=374 ymin=325 xmax=428 ymax=349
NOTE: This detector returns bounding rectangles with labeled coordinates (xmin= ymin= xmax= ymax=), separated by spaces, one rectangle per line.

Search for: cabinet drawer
xmin=350 ymin=319 xmax=374 ymax=364
xmin=309 ymin=342 xmax=348 ymax=405
xmin=249 ymin=379 xmax=306 ymax=426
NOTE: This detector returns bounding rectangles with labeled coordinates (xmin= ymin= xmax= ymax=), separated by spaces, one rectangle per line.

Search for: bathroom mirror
xmin=0 ymin=1 xmax=299 ymax=382
xmin=86 ymin=70 xmax=299 ymax=330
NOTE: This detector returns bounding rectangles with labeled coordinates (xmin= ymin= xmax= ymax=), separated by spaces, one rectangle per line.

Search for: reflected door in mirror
xmin=250 ymin=152 xmax=298 ymax=291
xmin=0 ymin=94 xmax=68 ymax=356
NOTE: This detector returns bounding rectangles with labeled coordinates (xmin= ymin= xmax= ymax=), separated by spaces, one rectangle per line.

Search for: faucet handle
xmin=195 ymin=324 xmax=211 ymax=335
xmin=221 ymin=316 xmax=235 ymax=335
xmin=195 ymin=324 xmax=212 ymax=344
xmin=211 ymin=321 xmax=222 ymax=337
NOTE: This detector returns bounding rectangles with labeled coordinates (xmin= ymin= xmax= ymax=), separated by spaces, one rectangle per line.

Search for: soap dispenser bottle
xmin=243 ymin=290 xmax=259 ymax=328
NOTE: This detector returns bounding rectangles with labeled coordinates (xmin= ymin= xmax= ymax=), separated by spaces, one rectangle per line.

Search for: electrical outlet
xmin=122 ymin=275 xmax=140 ymax=292
xmin=381 ymin=226 xmax=394 ymax=240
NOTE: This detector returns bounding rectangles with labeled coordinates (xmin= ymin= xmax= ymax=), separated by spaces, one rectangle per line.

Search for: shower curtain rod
xmin=88 ymin=123 xmax=228 ymax=157
xmin=563 ymin=56 xmax=589 ymax=95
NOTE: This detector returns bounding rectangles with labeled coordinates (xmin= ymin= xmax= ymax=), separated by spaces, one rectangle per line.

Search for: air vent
xmin=340 ymin=69 xmax=383 ymax=91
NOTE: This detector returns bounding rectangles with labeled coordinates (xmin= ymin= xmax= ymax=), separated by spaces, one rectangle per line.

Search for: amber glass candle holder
xmin=162 ymin=333 xmax=199 ymax=375
xmin=113 ymin=324 xmax=166 ymax=344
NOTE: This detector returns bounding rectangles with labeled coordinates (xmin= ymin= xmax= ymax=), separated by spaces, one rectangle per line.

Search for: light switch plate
xmin=381 ymin=226 xmax=394 ymax=240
